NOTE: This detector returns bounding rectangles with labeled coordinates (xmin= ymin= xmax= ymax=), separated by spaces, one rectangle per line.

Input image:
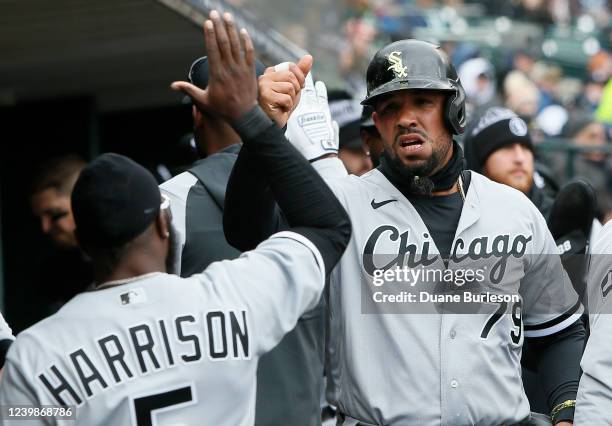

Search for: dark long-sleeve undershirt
xmin=226 ymin=107 xmax=350 ymax=276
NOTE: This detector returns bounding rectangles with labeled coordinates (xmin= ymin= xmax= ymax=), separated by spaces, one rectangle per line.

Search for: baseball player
xmin=0 ymin=12 xmax=350 ymax=425
xmin=574 ymin=221 xmax=612 ymax=424
xmin=224 ymin=40 xmax=585 ymax=425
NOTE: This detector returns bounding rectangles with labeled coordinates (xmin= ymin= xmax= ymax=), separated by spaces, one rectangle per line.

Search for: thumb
xmin=297 ymin=54 xmax=313 ymax=77
xmin=170 ymin=81 xmax=209 ymax=110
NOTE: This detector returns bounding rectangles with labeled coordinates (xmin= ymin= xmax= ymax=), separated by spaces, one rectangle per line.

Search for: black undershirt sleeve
xmin=225 ymin=106 xmax=351 ymax=276
xmin=522 ymin=319 xmax=585 ymax=423
xmin=223 ymin=141 xmax=287 ymax=251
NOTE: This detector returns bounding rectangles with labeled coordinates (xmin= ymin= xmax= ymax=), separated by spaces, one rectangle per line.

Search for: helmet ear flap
xmin=445 ymin=81 xmax=467 ymax=135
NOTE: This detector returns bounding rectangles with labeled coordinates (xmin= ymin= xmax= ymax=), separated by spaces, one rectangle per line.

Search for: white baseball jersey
xmin=314 ymin=158 xmax=581 ymax=425
xmin=0 ymin=311 xmax=14 ymax=342
xmin=0 ymin=232 xmax=324 ymax=426
xmin=575 ymin=221 xmax=612 ymax=424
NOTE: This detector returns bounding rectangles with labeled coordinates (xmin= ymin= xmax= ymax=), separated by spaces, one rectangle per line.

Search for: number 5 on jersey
xmin=131 ymin=384 xmax=195 ymax=426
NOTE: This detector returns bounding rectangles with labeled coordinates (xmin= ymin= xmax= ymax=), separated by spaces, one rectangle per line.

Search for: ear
xmin=155 ymin=212 xmax=170 ymax=240
xmin=372 ymin=111 xmax=381 ymax=132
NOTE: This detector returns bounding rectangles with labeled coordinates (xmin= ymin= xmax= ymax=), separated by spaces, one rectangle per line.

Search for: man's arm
xmin=224 ymin=66 xmax=348 ymax=251
xmin=520 ymin=207 xmax=585 ymax=425
xmin=172 ymin=10 xmax=351 ymax=276
xmin=522 ymin=320 xmax=585 ymax=424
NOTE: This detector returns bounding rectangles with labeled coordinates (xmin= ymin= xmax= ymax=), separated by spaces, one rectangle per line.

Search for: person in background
xmin=360 ymin=105 xmax=383 ymax=168
xmin=29 ymin=155 xmax=93 ymax=318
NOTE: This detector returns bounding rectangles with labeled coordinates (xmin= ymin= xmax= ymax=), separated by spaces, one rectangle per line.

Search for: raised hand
xmin=258 ymin=55 xmax=313 ymax=127
xmin=171 ymin=10 xmax=257 ymax=123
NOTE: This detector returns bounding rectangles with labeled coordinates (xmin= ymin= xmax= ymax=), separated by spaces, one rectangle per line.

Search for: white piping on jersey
xmin=524 ymin=313 xmax=582 ymax=338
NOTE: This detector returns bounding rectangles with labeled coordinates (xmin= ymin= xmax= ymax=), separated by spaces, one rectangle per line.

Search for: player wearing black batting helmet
xmin=223 ymin=37 xmax=585 ymax=425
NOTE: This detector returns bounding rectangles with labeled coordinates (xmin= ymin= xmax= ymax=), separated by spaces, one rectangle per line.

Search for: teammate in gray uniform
xmin=0 ymin=12 xmax=350 ymax=425
xmin=224 ymin=40 xmax=585 ymax=425
xmin=160 ymin=53 xmax=326 ymax=426
xmin=574 ymin=221 xmax=612 ymax=424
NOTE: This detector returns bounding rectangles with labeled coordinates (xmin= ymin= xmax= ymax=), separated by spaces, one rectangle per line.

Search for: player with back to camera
xmin=224 ymin=40 xmax=585 ymax=425
xmin=0 ymin=12 xmax=350 ymax=426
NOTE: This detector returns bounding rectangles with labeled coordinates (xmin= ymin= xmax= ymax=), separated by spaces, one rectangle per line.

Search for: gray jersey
xmin=575 ymin=221 xmax=612 ymax=424
xmin=315 ymin=159 xmax=581 ymax=425
xmin=0 ymin=232 xmax=324 ymax=426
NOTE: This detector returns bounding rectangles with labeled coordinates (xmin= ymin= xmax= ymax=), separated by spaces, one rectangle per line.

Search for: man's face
xmin=372 ymin=90 xmax=453 ymax=178
xmin=31 ymin=188 xmax=77 ymax=248
xmin=483 ymin=143 xmax=534 ymax=194
xmin=575 ymin=122 xmax=607 ymax=163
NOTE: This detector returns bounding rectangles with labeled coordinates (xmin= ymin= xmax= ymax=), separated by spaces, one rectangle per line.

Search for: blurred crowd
xmin=238 ymin=0 xmax=611 ymax=221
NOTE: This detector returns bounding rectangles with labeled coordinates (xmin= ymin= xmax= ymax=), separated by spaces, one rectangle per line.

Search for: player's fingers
xmin=203 ymin=19 xmax=221 ymax=77
xmin=271 ymin=81 xmax=297 ymax=98
xmin=210 ymin=10 xmax=233 ymax=64
xmin=287 ymin=63 xmax=306 ymax=89
xmin=296 ymin=55 xmax=314 ymax=84
xmin=171 ymin=81 xmax=210 ymax=110
xmin=267 ymin=70 xmax=301 ymax=94
xmin=301 ymin=72 xmax=316 ymax=103
xmin=241 ymin=28 xmax=255 ymax=68
xmin=270 ymin=93 xmax=293 ymax=110
xmin=223 ymin=12 xmax=242 ymax=63
xmin=264 ymin=66 xmax=276 ymax=75
xmin=315 ymin=80 xmax=328 ymax=103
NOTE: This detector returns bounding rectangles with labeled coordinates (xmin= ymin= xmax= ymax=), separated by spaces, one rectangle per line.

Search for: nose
xmin=397 ymin=105 xmax=418 ymax=129
xmin=512 ymin=144 xmax=528 ymax=163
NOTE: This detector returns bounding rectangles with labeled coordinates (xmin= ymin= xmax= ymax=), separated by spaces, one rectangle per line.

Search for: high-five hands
xmin=171 ymin=10 xmax=258 ymax=123
xmin=258 ymin=56 xmax=313 ymax=127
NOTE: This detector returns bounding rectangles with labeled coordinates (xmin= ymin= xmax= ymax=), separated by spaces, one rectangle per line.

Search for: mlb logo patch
xmin=120 ymin=288 xmax=147 ymax=306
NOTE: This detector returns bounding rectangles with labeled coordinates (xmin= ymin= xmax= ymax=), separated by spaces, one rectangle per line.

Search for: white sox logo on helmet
xmin=387 ymin=51 xmax=407 ymax=78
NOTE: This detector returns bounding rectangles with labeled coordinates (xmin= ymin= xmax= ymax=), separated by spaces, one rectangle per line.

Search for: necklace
xmin=94 ymin=272 xmax=162 ymax=290
xmin=457 ymin=174 xmax=466 ymax=203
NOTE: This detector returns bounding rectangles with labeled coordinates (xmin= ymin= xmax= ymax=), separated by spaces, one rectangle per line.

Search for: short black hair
xmin=31 ymin=155 xmax=86 ymax=197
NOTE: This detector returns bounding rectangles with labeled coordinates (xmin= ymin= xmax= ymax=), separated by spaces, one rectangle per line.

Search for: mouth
xmin=397 ymin=134 xmax=425 ymax=153
xmin=510 ymin=169 xmax=527 ymax=177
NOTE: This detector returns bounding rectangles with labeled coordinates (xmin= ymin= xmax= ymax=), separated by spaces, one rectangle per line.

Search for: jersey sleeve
xmin=574 ymin=222 xmax=612 ymax=423
xmin=196 ymin=231 xmax=325 ymax=355
xmin=311 ymin=157 xmax=349 ymax=181
xmin=0 ymin=351 xmax=47 ymax=426
xmin=520 ymin=208 xmax=582 ymax=338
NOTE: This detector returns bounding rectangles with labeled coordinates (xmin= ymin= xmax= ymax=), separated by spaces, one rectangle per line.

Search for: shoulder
xmin=471 ymin=172 xmax=541 ymax=217
xmin=592 ymin=221 xmax=612 ymax=255
xmin=159 ymin=171 xmax=198 ymax=202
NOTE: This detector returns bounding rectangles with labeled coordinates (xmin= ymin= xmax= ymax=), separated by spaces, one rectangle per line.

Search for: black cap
xmin=464 ymin=107 xmax=534 ymax=172
xmin=72 ymin=153 xmax=162 ymax=248
xmin=339 ymin=119 xmax=364 ymax=150
xmin=188 ymin=56 xmax=267 ymax=89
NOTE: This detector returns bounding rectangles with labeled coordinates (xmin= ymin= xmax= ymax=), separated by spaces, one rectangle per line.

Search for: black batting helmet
xmin=361 ymin=39 xmax=466 ymax=135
